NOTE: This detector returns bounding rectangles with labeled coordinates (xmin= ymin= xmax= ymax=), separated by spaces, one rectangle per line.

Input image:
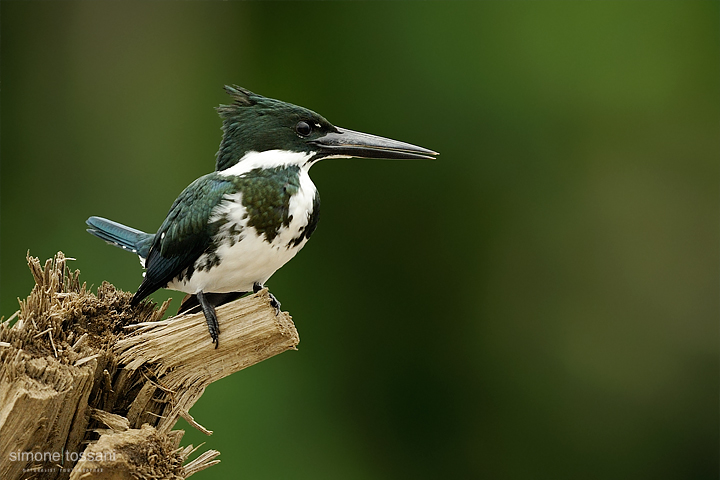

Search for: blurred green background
xmin=1 ymin=1 xmax=718 ymax=479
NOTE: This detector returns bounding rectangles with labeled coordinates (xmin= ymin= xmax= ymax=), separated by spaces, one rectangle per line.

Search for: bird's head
xmin=215 ymin=85 xmax=437 ymax=172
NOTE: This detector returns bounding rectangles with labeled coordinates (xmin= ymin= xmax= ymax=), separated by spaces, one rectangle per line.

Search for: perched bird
xmin=87 ymin=85 xmax=437 ymax=347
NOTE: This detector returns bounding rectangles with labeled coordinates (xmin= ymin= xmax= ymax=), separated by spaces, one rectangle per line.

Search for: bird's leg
xmin=196 ymin=290 xmax=220 ymax=348
xmin=253 ymin=282 xmax=281 ymax=315
xmin=178 ymin=291 xmax=247 ymax=315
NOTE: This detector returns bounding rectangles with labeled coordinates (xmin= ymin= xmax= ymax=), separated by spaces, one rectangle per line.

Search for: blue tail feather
xmin=86 ymin=216 xmax=154 ymax=258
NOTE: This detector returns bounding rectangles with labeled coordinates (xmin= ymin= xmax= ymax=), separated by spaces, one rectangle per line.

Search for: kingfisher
xmin=86 ymin=85 xmax=437 ymax=347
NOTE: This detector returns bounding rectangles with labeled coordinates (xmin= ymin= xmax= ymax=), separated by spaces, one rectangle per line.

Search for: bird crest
xmin=216 ymin=85 xmax=257 ymax=117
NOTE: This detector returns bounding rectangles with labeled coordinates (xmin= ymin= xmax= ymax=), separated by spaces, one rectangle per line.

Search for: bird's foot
xmin=254 ymin=283 xmax=281 ymax=316
xmin=268 ymin=292 xmax=281 ymax=315
xmin=196 ymin=291 xmax=220 ymax=349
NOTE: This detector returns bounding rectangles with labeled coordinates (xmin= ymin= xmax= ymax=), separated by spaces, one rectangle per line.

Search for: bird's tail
xmin=86 ymin=216 xmax=154 ymax=259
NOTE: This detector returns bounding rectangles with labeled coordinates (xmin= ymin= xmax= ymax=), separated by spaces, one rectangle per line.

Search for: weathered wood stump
xmin=0 ymin=252 xmax=300 ymax=479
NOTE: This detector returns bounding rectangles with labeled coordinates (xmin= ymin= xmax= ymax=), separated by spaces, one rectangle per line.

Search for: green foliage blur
xmin=1 ymin=2 xmax=717 ymax=478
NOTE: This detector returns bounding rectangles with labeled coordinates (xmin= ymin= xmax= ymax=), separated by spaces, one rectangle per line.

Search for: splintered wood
xmin=0 ymin=252 xmax=300 ymax=480
xmin=115 ymin=292 xmax=299 ymax=434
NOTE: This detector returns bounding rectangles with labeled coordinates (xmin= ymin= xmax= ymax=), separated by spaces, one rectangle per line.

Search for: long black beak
xmin=309 ymin=127 xmax=438 ymax=160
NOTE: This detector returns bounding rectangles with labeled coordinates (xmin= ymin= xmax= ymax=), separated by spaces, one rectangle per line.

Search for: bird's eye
xmin=295 ymin=121 xmax=312 ymax=137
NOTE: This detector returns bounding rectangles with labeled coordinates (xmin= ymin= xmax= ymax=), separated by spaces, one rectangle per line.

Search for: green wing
xmin=132 ymin=173 xmax=236 ymax=303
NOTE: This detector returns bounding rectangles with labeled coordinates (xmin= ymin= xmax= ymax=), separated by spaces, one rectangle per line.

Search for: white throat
xmin=217 ymin=150 xmax=314 ymax=177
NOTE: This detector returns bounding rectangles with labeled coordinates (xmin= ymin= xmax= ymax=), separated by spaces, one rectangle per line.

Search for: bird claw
xmin=197 ymin=291 xmax=221 ymax=349
xmin=254 ymin=282 xmax=281 ymax=316
xmin=268 ymin=292 xmax=281 ymax=316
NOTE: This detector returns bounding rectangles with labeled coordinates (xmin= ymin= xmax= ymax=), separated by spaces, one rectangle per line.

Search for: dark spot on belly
xmin=287 ymin=191 xmax=320 ymax=248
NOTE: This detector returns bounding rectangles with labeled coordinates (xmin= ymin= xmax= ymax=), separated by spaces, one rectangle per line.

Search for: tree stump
xmin=0 ymin=252 xmax=300 ymax=479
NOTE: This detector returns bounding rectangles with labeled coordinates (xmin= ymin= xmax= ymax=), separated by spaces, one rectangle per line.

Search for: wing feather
xmin=132 ymin=173 xmax=235 ymax=304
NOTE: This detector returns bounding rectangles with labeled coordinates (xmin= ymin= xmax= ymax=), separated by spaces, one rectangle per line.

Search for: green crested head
xmin=214 ymin=85 xmax=438 ymax=172
xmin=215 ymin=85 xmax=335 ymax=171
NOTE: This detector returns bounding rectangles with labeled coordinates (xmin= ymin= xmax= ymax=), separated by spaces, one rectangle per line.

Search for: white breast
xmin=166 ymin=168 xmax=318 ymax=295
